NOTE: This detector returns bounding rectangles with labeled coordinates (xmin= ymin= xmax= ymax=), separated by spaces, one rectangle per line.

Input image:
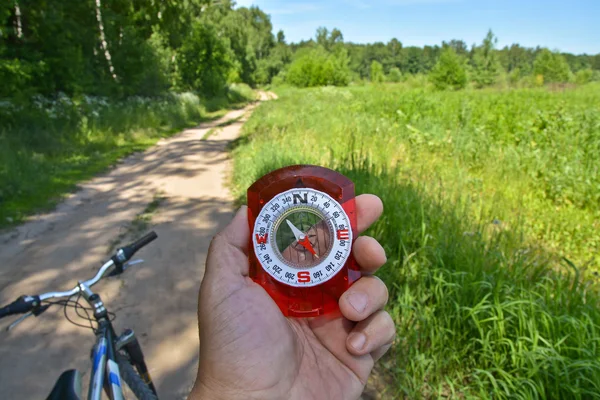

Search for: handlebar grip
xmin=129 ymin=231 xmax=158 ymax=255
xmin=0 ymin=296 xmax=39 ymax=319
xmin=113 ymin=231 xmax=158 ymax=266
xmin=0 ymin=307 xmax=12 ymax=319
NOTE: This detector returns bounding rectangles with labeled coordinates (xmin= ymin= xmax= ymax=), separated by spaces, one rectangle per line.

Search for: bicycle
xmin=0 ymin=231 xmax=160 ymax=400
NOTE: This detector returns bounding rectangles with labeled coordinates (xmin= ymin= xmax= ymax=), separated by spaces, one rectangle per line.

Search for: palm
xmin=194 ymin=197 xmax=392 ymax=400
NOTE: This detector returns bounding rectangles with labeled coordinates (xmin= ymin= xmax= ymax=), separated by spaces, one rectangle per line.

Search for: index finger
xmin=355 ymin=194 xmax=383 ymax=234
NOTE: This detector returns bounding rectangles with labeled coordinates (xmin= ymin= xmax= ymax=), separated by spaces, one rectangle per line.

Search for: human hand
xmin=189 ymin=195 xmax=395 ymax=400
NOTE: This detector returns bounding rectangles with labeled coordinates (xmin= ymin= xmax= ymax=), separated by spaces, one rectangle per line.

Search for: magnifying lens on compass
xmin=247 ymin=165 xmax=360 ymax=317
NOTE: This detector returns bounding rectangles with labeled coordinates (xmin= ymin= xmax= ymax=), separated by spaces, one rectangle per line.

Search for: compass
xmin=248 ymin=165 xmax=360 ymax=317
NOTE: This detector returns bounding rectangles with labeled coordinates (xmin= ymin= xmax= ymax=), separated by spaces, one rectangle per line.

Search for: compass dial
xmin=252 ymin=188 xmax=352 ymax=288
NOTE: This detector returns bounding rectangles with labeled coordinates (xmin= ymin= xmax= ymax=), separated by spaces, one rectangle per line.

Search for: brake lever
xmin=108 ymin=259 xmax=144 ymax=277
xmin=7 ymin=312 xmax=32 ymax=331
xmin=6 ymin=304 xmax=51 ymax=332
xmin=123 ymin=259 xmax=144 ymax=271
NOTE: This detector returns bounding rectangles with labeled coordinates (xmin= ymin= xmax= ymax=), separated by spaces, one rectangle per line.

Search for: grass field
xmin=0 ymin=84 xmax=255 ymax=227
xmin=231 ymin=84 xmax=600 ymax=398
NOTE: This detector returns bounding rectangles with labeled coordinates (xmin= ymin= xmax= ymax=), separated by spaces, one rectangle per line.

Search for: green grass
xmin=230 ymin=84 xmax=600 ymax=398
xmin=0 ymin=84 xmax=255 ymax=227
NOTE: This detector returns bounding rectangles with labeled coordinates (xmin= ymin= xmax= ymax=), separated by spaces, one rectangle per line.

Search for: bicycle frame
xmin=83 ymin=282 xmax=157 ymax=400
xmin=89 ymin=320 xmax=122 ymax=400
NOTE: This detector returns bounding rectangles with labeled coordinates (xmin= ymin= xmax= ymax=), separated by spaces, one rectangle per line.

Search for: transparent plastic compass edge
xmin=247 ymin=165 xmax=361 ymax=317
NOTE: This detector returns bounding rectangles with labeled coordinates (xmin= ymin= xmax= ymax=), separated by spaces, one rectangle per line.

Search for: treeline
xmin=0 ymin=0 xmax=284 ymax=99
xmin=283 ymin=28 xmax=600 ymax=88
xmin=2 ymin=1 xmax=599 ymax=100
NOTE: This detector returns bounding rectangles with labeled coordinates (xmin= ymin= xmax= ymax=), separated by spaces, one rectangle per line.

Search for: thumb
xmin=204 ymin=205 xmax=250 ymax=281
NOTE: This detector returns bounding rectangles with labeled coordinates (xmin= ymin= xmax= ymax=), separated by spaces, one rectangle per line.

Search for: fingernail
xmin=347 ymin=292 xmax=368 ymax=313
xmin=349 ymin=333 xmax=366 ymax=351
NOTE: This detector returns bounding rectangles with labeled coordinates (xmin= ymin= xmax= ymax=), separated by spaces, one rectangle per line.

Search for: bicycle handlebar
xmin=0 ymin=296 xmax=41 ymax=319
xmin=0 ymin=231 xmax=158 ymax=319
xmin=112 ymin=231 xmax=158 ymax=267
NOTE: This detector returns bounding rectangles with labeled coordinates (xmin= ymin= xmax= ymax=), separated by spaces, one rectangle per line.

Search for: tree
xmin=498 ymin=44 xmax=535 ymax=75
xmin=370 ymin=60 xmax=384 ymax=83
xmin=257 ymin=40 xmax=292 ymax=85
xmin=592 ymin=54 xmax=600 ymax=71
xmin=402 ymin=47 xmax=425 ymax=74
xmin=533 ymin=49 xmax=572 ymax=83
xmin=429 ymin=47 xmax=467 ymax=90
xmin=387 ymin=38 xmax=402 ymax=58
xmin=177 ymin=21 xmax=232 ymax=96
xmin=444 ymin=39 xmax=469 ymax=58
xmin=277 ymin=30 xmax=286 ymax=44
xmin=316 ymin=27 xmax=329 ymax=48
xmin=471 ymin=30 xmax=501 ymax=88
xmin=315 ymin=26 xmax=344 ymax=51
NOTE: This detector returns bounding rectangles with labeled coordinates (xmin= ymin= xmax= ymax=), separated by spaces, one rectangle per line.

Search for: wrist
xmin=188 ymin=378 xmax=247 ymax=400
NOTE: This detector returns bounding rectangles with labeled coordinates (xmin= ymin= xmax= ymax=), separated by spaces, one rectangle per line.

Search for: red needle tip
xmin=298 ymin=236 xmax=318 ymax=258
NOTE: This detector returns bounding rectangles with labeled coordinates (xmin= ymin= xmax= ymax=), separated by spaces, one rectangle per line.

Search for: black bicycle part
xmin=0 ymin=295 xmax=40 ymax=319
xmin=1 ymin=230 xmax=159 ymax=398
xmin=92 ymin=316 xmax=158 ymax=399
xmin=111 ymin=231 xmax=158 ymax=272
xmin=117 ymin=353 xmax=159 ymax=400
xmin=46 ymin=369 xmax=82 ymax=400
xmin=0 ymin=231 xmax=158 ymax=321
xmin=121 ymin=331 xmax=158 ymax=395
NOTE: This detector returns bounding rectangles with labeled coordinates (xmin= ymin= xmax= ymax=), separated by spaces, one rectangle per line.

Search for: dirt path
xmin=0 ymin=93 xmax=275 ymax=399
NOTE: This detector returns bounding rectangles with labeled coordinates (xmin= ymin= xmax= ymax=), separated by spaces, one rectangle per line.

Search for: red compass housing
xmin=247 ymin=165 xmax=360 ymax=317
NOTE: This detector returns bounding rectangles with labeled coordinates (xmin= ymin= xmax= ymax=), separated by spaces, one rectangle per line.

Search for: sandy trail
xmin=0 ymin=93 xmax=275 ymax=399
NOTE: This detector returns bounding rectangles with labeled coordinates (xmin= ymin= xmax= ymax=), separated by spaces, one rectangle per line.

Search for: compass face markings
xmin=252 ymin=188 xmax=353 ymax=288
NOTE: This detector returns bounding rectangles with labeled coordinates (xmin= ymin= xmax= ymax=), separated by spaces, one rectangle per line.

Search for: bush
xmin=508 ymin=68 xmax=521 ymax=85
xmin=370 ymin=60 xmax=384 ymax=83
xmin=285 ymin=47 xmax=350 ymax=87
xmin=0 ymin=59 xmax=33 ymax=98
xmin=533 ymin=49 xmax=572 ymax=83
xmin=575 ymin=69 xmax=593 ymax=85
xmin=387 ymin=67 xmax=403 ymax=82
xmin=404 ymin=73 xmax=430 ymax=89
xmin=429 ymin=47 xmax=467 ymax=90
xmin=271 ymin=71 xmax=287 ymax=87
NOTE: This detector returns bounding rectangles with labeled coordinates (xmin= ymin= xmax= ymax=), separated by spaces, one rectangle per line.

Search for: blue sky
xmin=235 ymin=0 xmax=600 ymax=54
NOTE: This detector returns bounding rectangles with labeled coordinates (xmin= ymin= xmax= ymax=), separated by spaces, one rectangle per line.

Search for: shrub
xmin=404 ymin=73 xmax=430 ymax=88
xmin=370 ymin=60 xmax=385 ymax=83
xmin=508 ymin=68 xmax=522 ymax=85
xmin=533 ymin=49 xmax=572 ymax=83
xmin=429 ymin=47 xmax=467 ymax=90
xmin=387 ymin=67 xmax=403 ymax=82
xmin=575 ymin=69 xmax=593 ymax=85
xmin=285 ymin=47 xmax=350 ymax=87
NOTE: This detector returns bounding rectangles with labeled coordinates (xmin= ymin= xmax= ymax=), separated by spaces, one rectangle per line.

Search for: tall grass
xmin=230 ymin=84 xmax=600 ymax=398
xmin=0 ymin=84 xmax=255 ymax=226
